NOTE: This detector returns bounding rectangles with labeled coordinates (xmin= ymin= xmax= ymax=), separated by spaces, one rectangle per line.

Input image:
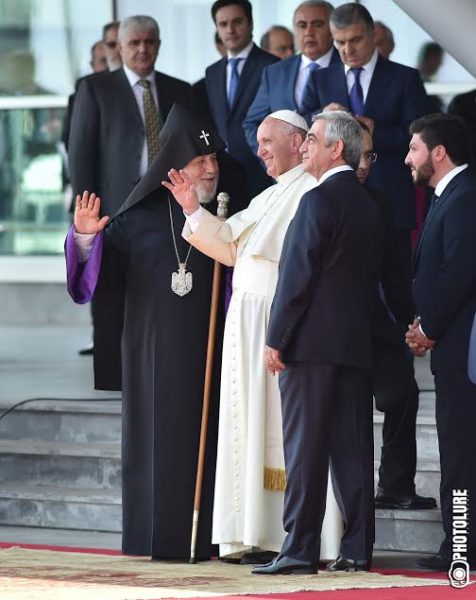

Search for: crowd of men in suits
xmin=65 ymin=0 xmax=476 ymax=575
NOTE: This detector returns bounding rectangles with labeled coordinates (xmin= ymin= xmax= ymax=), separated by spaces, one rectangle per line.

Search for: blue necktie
xmin=349 ymin=67 xmax=364 ymax=115
xmin=228 ymin=58 xmax=243 ymax=108
xmin=299 ymin=62 xmax=319 ymax=110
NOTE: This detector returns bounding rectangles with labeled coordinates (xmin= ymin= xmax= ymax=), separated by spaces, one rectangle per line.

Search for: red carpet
xmin=2 ymin=541 xmax=472 ymax=599
xmin=169 ymin=588 xmax=474 ymax=600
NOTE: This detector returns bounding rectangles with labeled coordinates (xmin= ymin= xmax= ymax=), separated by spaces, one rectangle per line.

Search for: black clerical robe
xmin=67 ymin=187 xmax=245 ymax=558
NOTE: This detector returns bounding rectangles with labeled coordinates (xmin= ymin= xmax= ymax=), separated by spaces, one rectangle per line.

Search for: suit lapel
xmin=413 ymin=172 xmax=466 ymax=268
xmin=334 ymin=66 xmax=349 ymax=107
xmin=215 ymin=57 xmax=229 ymax=118
xmin=117 ymin=69 xmax=143 ymax=125
xmin=230 ymin=44 xmax=258 ymax=115
xmin=154 ymin=72 xmax=170 ymax=124
xmin=289 ymin=55 xmax=302 ymax=107
xmin=329 ymin=47 xmax=342 ymax=67
xmin=364 ymin=56 xmax=392 ymax=113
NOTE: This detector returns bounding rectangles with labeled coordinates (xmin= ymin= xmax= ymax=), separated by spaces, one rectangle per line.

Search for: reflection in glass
xmin=0 ymin=103 xmax=68 ymax=255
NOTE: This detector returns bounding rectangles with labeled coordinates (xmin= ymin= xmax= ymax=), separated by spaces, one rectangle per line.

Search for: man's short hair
xmin=102 ymin=20 xmax=120 ymax=40
xmin=313 ymin=111 xmax=363 ymax=170
xmin=409 ymin=113 xmax=470 ymax=166
xmin=374 ymin=21 xmax=394 ymax=43
xmin=330 ymin=2 xmax=374 ymax=32
xmin=260 ymin=25 xmax=293 ymax=51
xmin=118 ymin=15 xmax=160 ymax=43
xmin=90 ymin=40 xmax=104 ymax=60
xmin=211 ymin=0 xmax=253 ymax=24
xmin=293 ymin=1 xmax=334 ymax=22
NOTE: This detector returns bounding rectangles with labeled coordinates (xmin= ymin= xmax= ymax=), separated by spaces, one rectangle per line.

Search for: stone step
xmin=0 ymin=483 xmax=121 ymax=532
xmin=0 ymin=282 xmax=90 ymax=326
xmin=0 ymin=400 xmax=121 ymax=443
xmin=374 ymin=455 xmax=441 ymax=501
xmin=375 ymin=508 xmax=442 ymax=553
xmin=0 ymin=440 xmax=121 ymax=489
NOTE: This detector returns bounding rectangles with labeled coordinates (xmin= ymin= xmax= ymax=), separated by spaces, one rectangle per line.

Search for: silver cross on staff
xmin=199 ymin=130 xmax=210 ymax=146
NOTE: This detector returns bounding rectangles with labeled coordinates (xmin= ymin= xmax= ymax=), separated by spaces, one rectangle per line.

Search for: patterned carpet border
xmin=0 ymin=547 xmax=453 ymax=600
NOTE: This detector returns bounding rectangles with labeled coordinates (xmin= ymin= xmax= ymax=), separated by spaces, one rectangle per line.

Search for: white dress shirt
xmin=434 ymin=164 xmax=469 ymax=198
xmin=317 ymin=164 xmax=353 ymax=185
xmin=226 ymin=40 xmax=254 ymax=100
xmin=122 ymin=64 xmax=159 ymax=177
xmin=344 ymin=49 xmax=379 ymax=103
xmin=295 ymin=47 xmax=335 ymax=108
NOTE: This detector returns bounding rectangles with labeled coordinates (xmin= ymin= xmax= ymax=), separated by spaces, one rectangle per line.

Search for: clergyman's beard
xmin=413 ymin=155 xmax=435 ymax=186
xmin=195 ymin=179 xmax=218 ymax=205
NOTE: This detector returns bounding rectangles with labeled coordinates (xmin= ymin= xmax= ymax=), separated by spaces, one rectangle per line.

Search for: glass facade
xmin=0 ymin=0 xmax=474 ymax=257
xmin=0 ymin=0 xmax=112 ymax=256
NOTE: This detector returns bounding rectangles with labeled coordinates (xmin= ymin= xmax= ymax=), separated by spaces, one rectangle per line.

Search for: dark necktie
xmin=138 ymin=79 xmax=160 ymax=165
xmin=299 ymin=62 xmax=319 ymax=110
xmin=349 ymin=67 xmax=364 ymax=115
xmin=228 ymin=57 xmax=243 ymax=108
xmin=425 ymin=193 xmax=439 ymax=222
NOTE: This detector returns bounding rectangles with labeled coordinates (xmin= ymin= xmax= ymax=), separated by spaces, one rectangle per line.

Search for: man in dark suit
xmin=253 ymin=111 xmax=382 ymax=575
xmin=69 ymin=15 xmax=191 ymax=217
xmin=356 ymin=121 xmax=435 ymax=510
xmin=405 ymin=114 xmax=476 ymax=571
xmin=244 ymin=0 xmax=341 ymax=155
xmin=205 ymin=0 xmax=279 ymax=197
xmin=68 ymin=15 xmax=191 ymax=388
xmin=301 ymin=3 xmax=429 ymax=281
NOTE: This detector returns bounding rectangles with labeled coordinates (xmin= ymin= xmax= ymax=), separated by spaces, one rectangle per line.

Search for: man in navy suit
xmin=205 ymin=0 xmax=279 ymax=197
xmin=244 ymin=0 xmax=341 ymax=156
xmin=301 ymin=3 xmax=429 ymax=280
xmin=253 ymin=111 xmax=382 ymax=575
xmin=405 ymin=114 xmax=476 ymax=571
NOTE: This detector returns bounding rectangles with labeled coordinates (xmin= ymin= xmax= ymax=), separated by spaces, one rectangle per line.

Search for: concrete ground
xmin=0 ymin=324 xmax=439 ymax=571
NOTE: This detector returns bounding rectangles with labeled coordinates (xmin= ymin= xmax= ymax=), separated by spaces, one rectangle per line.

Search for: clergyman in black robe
xmin=65 ymin=104 xmax=249 ymax=559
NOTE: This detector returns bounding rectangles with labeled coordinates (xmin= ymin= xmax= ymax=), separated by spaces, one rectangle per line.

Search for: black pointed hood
xmin=114 ymin=103 xmax=225 ymax=217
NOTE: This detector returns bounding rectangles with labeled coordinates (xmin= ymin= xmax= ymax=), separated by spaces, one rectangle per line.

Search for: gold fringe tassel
xmin=264 ymin=466 xmax=287 ymax=491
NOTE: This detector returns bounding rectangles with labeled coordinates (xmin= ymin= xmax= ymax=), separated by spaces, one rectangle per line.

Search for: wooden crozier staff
xmin=190 ymin=191 xmax=230 ymax=564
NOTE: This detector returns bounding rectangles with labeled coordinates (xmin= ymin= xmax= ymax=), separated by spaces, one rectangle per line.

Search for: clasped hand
xmin=405 ymin=318 xmax=436 ymax=357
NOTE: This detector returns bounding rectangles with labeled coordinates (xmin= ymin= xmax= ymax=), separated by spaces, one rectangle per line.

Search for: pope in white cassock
xmin=164 ymin=110 xmax=342 ymax=562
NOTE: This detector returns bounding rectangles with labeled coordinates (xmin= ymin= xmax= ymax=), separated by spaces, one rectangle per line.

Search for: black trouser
xmin=278 ymin=363 xmax=374 ymax=564
xmin=434 ymin=368 xmax=476 ymax=564
xmin=373 ymin=334 xmax=419 ymax=495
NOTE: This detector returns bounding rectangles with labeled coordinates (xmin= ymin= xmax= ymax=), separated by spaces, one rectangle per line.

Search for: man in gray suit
xmin=68 ymin=15 xmax=191 ymax=389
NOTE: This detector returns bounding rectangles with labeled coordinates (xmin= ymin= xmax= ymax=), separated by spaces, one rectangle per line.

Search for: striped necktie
xmin=138 ymin=79 xmax=160 ymax=165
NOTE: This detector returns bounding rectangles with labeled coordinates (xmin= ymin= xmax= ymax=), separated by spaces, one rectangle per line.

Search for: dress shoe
xmin=252 ymin=555 xmax=317 ymax=575
xmin=326 ymin=555 xmax=370 ymax=572
xmin=375 ymin=489 xmax=437 ymax=510
xmin=240 ymin=550 xmax=279 ymax=565
xmin=78 ymin=343 xmax=94 ymax=356
xmin=417 ymin=553 xmax=451 ymax=571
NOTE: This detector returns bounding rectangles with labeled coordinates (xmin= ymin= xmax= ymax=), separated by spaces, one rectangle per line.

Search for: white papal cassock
xmin=184 ymin=164 xmax=343 ymax=559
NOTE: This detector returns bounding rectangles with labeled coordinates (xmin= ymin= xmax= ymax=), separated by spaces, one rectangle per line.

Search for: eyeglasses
xmin=105 ymin=41 xmax=117 ymax=49
xmin=362 ymin=151 xmax=377 ymax=163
